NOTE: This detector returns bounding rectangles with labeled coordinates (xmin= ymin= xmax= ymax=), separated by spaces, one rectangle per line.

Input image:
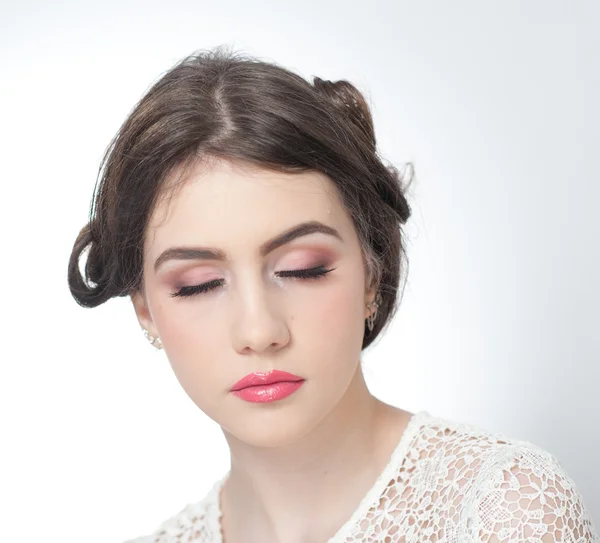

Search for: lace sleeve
xmin=466 ymin=445 xmax=599 ymax=542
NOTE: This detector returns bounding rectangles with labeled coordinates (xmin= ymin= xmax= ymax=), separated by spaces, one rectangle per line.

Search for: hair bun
xmin=67 ymin=222 xmax=112 ymax=308
xmin=312 ymin=77 xmax=376 ymax=150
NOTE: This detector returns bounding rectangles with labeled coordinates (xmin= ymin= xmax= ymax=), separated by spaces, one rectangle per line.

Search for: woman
xmin=68 ymin=47 xmax=598 ymax=542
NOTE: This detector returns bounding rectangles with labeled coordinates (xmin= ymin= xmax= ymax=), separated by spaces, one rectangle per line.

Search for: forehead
xmin=144 ymin=158 xmax=351 ymax=252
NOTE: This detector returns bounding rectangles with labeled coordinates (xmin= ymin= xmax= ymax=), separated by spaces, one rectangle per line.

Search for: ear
xmin=130 ymin=288 xmax=159 ymax=338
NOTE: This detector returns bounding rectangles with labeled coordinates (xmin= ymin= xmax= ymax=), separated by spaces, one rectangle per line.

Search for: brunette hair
xmin=67 ymin=46 xmax=413 ymax=349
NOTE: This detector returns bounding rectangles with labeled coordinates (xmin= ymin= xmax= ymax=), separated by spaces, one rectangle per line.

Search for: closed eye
xmin=170 ymin=265 xmax=336 ymax=298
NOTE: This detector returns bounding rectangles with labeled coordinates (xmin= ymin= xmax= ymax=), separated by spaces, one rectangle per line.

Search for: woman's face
xmin=132 ymin=158 xmax=376 ymax=447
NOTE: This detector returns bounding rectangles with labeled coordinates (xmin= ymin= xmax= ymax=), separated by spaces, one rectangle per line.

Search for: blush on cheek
xmin=309 ymin=285 xmax=362 ymax=342
xmin=154 ymin=311 xmax=227 ymax=395
xmin=302 ymin=286 xmax=364 ymax=384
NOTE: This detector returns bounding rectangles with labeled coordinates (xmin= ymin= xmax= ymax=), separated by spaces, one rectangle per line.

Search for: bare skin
xmin=131 ymin=157 xmax=413 ymax=542
xmin=221 ymin=391 xmax=413 ymax=543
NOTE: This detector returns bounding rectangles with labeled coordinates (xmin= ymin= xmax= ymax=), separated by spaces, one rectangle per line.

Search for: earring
xmin=366 ymin=292 xmax=382 ymax=332
xmin=143 ymin=329 xmax=163 ymax=350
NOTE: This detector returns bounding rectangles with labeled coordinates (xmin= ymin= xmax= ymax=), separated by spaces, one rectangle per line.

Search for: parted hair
xmin=67 ymin=45 xmax=413 ymax=350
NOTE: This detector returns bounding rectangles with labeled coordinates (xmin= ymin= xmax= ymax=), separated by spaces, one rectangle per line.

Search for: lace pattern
xmin=467 ymin=446 xmax=598 ymax=542
xmin=126 ymin=411 xmax=598 ymax=542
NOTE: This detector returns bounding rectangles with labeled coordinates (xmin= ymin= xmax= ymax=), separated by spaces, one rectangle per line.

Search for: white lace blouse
xmin=126 ymin=410 xmax=599 ymax=542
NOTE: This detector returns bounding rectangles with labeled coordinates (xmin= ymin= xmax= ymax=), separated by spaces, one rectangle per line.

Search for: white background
xmin=0 ymin=0 xmax=598 ymax=540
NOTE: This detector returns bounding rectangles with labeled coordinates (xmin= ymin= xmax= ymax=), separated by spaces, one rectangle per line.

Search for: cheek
xmin=297 ymin=278 xmax=365 ymax=362
xmin=150 ymin=300 xmax=228 ymax=404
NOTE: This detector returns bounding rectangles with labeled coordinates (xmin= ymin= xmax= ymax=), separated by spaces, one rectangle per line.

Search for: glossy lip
xmin=230 ymin=370 xmax=304 ymax=392
xmin=232 ymin=381 xmax=304 ymax=403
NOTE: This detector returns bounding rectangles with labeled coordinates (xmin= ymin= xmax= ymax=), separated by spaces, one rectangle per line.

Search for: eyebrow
xmin=153 ymin=220 xmax=344 ymax=272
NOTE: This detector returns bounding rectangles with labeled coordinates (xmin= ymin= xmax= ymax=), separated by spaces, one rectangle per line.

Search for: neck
xmin=220 ymin=365 xmax=407 ymax=543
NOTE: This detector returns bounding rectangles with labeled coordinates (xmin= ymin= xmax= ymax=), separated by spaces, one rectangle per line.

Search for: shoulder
xmin=404 ymin=411 xmax=550 ymax=483
xmin=463 ymin=441 xmax=599 ymax=542
xmin=124 ymin=476 xmax=225 ymax=543
xmin=408 ymin=412 xmax=599 ymax=542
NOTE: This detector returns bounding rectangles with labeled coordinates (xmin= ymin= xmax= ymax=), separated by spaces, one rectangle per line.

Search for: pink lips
xmin=230 ymin=370 xmax=305 ymax=403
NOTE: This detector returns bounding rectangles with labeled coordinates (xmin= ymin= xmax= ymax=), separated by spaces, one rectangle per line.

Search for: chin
xmin=220 ymin=401 xmax=327 ymax=449
xmin=231 ymin=425 xmax=306 ymax=449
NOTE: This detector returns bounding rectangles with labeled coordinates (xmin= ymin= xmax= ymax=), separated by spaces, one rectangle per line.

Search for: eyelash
xmin=170 ymin=265 xmax=336 ymax=298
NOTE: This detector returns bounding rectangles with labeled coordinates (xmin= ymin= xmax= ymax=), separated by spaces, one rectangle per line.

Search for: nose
xmin=231 ymin=283 xmax=291 ymax=355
